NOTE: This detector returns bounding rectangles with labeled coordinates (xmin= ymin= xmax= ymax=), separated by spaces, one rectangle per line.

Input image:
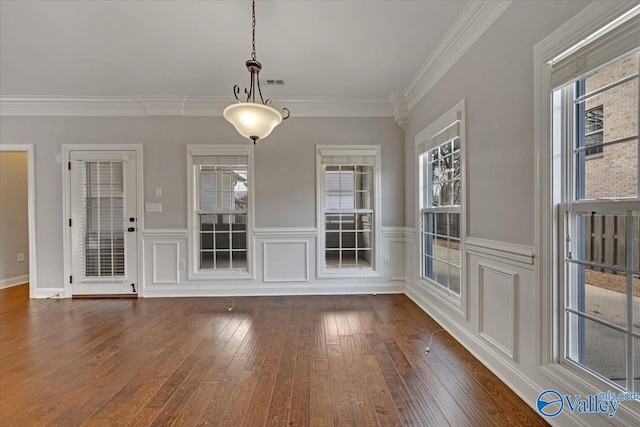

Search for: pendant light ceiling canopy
xmin=223 ymin=1 xmax=289 ymax=143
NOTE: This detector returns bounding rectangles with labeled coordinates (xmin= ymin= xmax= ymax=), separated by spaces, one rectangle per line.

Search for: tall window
xmin=187 ymin=146 xmax=252 ymax=278
xmin=554 ymin=48 xmax=639 ymax=391
xmin=416 ymin=102 xmax=465 ymax=304
xmin=316 ymin=146 xmax=381 ymax=277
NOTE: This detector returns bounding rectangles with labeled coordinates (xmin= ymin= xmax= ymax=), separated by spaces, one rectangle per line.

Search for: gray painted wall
xmin=0 ymin=151 xmax=29 ymax=281
xmin=0 ymin=116 xmax=404 ymax=288
xmin=405 ymin=0 xmax=591 ymax=247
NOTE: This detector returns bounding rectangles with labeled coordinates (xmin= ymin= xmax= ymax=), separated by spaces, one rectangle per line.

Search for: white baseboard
xmin=0 ymin=274 xmax=29 ymax=289
xmin=143 ymin=282 xmax=404 ymax=298
xmin=34 ymin=287 xmax=65 ymax=299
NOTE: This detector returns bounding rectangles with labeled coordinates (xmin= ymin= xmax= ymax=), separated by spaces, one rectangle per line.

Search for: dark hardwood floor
xmin=0 ymin=284 xmax=547 ymax=426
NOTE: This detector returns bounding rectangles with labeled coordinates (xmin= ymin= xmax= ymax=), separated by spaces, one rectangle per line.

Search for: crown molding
xmin=388 ymin=92 xmax=408 ymax=131
xmin=0 ymin=95 xmax=392 ymax=118
xmin=0 ymin=96 xmax=147 ymax=116
xmin=404 ymin=0 xmax=512 ymax=110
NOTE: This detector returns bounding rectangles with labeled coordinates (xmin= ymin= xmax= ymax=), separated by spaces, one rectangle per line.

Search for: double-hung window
xmin=552 ymin=14 xmax=639 ymax=392
xmin=316 ymin=146 xmax=381 ymax=277
xmin=416 ymin=100 xmax=465 ymax=309
xmin=187 ymin=145 xmax=253 ymax=279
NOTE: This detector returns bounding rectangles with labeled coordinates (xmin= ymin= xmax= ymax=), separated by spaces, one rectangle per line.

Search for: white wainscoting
xmin=406 ymin=236 xmax=543 ymax=423
xmin=152 ymin=242 xmax=180 ymax=284
xmin=478 ymin=263 xmax=518 ymax=361
xmin=141 ymin=227 xmax=405 ymax=297
xmin=263 ymin=240 xmax=309 ymax=283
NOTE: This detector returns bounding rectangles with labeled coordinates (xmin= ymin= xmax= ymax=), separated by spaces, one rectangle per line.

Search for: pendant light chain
xmin=223 ymin=0 xmax=289 ymax=143
xmin=251 ymin=1 xmax=257 ymax=60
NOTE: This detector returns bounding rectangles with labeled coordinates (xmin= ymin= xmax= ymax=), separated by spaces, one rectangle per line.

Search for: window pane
xmin=435 ymin=260 xmax=449 ymax=290
xmin=357 ymin=250 xmax=372 ymax=267
xmin=325 ymin=214 xmax=340 ymax=231
xmin=326 ymin=250 xmax=340 ymax=268
xmin=356 ymin=169 xmax=372 ymax=192
xmin=581 ymin=139 xmax=638 ymax=199
xmin=576 ymin=214 xmax=627 ymax=269
xmin=567 ymin=263 xmax=627 ymax=329
xmin=423 ymin=255 xmax=434 ymax=280
xmin=579 ymin=52 xmax=638 ymax=200
xmin=423 ymin=212 xmax=435 ymax=234
xmin=448 ymin=213 xmax=460 ymax=239
xmin=232 ymin=251 xmax=247 ymax=270
xmin=356 ymin=213 xmax=372 ymax=231
xmin=584 ymin=51 xmax=638 ymax=93
xmin=232 ymin=231 xmax=246 ymax=250
xmin=200 ymin=251 xmax=214 ymax=269
xmin=342 ymin=214 xmax=356 ymax=231
xmin=450 ymin=239 xmax=461 ymax=268
xmin=339 ymin=194 xmax=355 ymax=209
xmin=450 ymin=266 xmax=461 ymax=296
xmin=216 ymin=233 xmax=230 ymax=251
xmin=214 ymin=221 xmax=230 ymax=232
xmin=326 ymin=194 xmax=340 ymax=209
xmin=435 ymin=213 xmax=448 ymax=237
xmin=326 ymin=232 xmax=339 ymax=249
xmin=342 ymin=232 xmax=356 ymax=249
xmin=355 ymin=191 xmax=371 ymax=209
xmin=234 ymin=191 xmax=247 ymax=210
xmin=357 ymin=232 xmax=372 ymax=250
xmin=215 ymin=251 xmax=231 ymax=269
xmin=567 ymin=314 xmax=627 ymax=389
xmin=342 ymin=250 xmax=356 ymax=267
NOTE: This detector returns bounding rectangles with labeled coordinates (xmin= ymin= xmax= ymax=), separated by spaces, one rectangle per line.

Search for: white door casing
xmin=62 ymin=145 xmax=143 ymax=296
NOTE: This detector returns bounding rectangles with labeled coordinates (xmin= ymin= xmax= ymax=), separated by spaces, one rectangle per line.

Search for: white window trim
xmin=186 ymin=145 xmax=254 ymax=280
xmin=535 ymin=2 xmax=640 ymax=423
xmin=315 ymin=145 xmax=381 ymax=279
xmin=414 ymin=99 xmax=466 ymax=317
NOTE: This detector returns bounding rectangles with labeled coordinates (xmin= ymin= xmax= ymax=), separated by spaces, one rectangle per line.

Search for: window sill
xmin=416 ymin=278 xmax=464 ymax=317
xmin=188 ymin=269 xmax=254 ymax=281
xmin=317 ymin=268 xmax=380 ymax=280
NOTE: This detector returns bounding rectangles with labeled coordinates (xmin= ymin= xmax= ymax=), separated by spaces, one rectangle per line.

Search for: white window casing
xmin=414 ymin=99 xmax=466 ymax=315
xmin=187 ymin=145 xmax=254 ymax=280
xmin=316 ymin=145 xmax=381 ymax=279
xmin=535 ymin=3 xmax=640 ymax=421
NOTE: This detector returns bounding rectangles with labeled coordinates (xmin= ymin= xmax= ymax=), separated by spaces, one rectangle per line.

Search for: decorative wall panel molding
xmin=466 ymin=237 xmax=535 ymax=268
xmin=152 ymin=242 xmax=180 ymax=284
xmin=263 ymin=240 xmax=309 ymax=283
xmin=478 ymin=263 xmax=518 ymax=361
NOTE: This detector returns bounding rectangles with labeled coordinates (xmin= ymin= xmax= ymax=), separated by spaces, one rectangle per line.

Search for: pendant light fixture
xmin=223 ymin=1 xmax=289 ymax=143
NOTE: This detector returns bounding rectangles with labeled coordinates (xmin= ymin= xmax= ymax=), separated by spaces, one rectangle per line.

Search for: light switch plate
xmin=155 ymin=187 xmax=162 ymax=197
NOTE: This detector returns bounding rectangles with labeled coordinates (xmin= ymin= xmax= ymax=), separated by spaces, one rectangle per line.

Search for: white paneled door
xmin=69 ymin=151 xmax=138 ymax=295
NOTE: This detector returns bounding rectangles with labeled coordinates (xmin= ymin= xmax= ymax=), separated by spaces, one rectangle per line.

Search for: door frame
xmin=0 ymin=144 xmax=38 ymax=298
xmin=62 ymin=144 xmax=144 ymax=298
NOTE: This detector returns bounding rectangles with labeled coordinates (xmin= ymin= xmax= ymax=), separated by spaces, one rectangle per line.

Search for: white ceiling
xmin=0 ymin=0 xmax=469 ymax=102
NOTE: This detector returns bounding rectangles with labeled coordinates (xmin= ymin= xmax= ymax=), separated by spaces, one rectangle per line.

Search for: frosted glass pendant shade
xmin=223 ymin=102 xmax=283 ymax=142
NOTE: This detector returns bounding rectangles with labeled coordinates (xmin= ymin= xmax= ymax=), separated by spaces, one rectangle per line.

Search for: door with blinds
xmin=69 ymin=151 xmax=138 ymax=295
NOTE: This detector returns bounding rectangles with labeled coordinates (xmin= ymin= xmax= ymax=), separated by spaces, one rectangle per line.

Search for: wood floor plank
xmin=0 ymin=285 xmax=547 ymax=427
